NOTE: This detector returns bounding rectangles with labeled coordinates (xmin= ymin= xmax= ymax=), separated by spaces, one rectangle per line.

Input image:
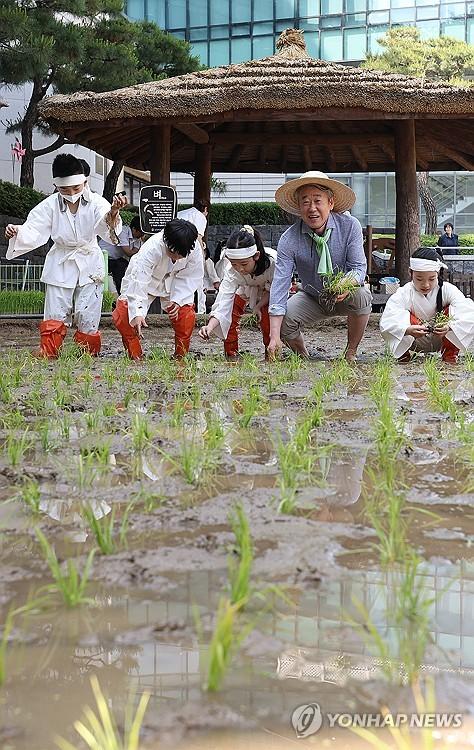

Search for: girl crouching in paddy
xmin=380 ymin=248 xmax=474 ymax=364
xmin=199 ymin=225 xmax=276 ymax=359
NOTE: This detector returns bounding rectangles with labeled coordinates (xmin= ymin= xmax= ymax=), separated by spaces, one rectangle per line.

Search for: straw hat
xmin=275 ymin=171 xmax=356 ymax=215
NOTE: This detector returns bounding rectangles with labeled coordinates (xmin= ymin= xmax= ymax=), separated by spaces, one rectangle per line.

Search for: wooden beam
xmin=150 ymin=124 xmax=171 ymax=185
xmin=417 ymin=122 xmax=474 ymax=156
xmin=280 ymin=145 xmax=288 ymax=174
xmin=193 ymin=142 xmax=212 ymax=206
xmin=423 ymin=136 xmax=474 ymax=171
xmin=210 ymin=132 xmax=394 ymax=147
xmin=394 ymin=120 xmax=419 ymax=284
xmin=323 ymin=146 xmax=336 ymax=172
xmin=302 ymin=145 xmax=312 ymax=171
xmin=173 ymin=123 xmax=209 ymax=144
xmin=350 ymin=145 xmax=367 ymax=171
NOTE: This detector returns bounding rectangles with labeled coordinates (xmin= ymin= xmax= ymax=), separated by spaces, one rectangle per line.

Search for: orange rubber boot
xmin=112 ymin=299 xmax=143 ymax=360
xmin=74 ymin=330 xmax=101 ymax=356
xmin=37 ymin=319 xmax=67 ymax=359
xmin=173 ymin=304 xmax=196 ymax=358
xmin=224 ymin=294 xmax=247 ymax=358
xmin=441 ymin=337 xmax=460 ymax=364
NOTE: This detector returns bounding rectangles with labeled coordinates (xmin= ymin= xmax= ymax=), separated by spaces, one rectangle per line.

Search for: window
xmin=125 ymin=0 xmax=144 ymax=20
xmin=209 ymin=39 xmax=230 ymax=66
xmin=468 ymin=17 xmax=474 ymax=42
xmin=320 ymin=29 xmax=343 ymax=60
xmin=211 ymin=25 xmax=228 ymax=38
xmin=304 ymin=30 xmax=320 ymax=56
xmin=276 ymin=0 xmax=295 ymax=19
xmin=417 ymin=19 xmax=440 ymax=38
xmin=253 ymin=21 xmax=274 ymax=35
xmin=299 ymin=0 xmax=320 ymax=14
xmin=252 ymin=34 xmax=275 ymax=56
xmin=441 ymin=19 xmax=466 ymax=39
xmin=146 ymin=0 xmax=165 ymax=26
xmin=391 ymin=7 xmax=415 ymax=22
xmin=190 ymin=27 xmax=208 ymax=41
xmin=95 ymin=155 xmax=104 ymax=176
xmin=368 ymin=24 xmax=388 ymax=53
xmin=191 ymin=41 xmax=208 ymax=65
xmin=189 ymin=0 xmax=208 ymax=27
xmin=416 ymin=6 xmax=439 ymax=21
xmin=299 ymin=17 xmax=320 ymax=29
xmin=210 ymin=0 xmax=229 ymax=25
xmin=345 ymin=0 xmax=366 ymax=10
xmin=368 ymin=10 xmax=389 ymax=24
xmin=231 ymin=36 xmax=252 ymax=62
xmin=322 ymin=0 xmax=342 ymax=11
xmin=168 ymin=0 xmax=186 ymax=28
xmin=232 ymin=23 xmax=251 ymax=36
xmin=232 ymin=0 xmax=251 ymax=23
xmin=345 ymin=13 xmax=367 ymax=26
xmin=344 ymin=26 xmax=366 ymax=59
xmin=254 ymin=0 xmax=273 ymax=21
xmin=440 ymin=2 xmax=466 ymax=20
xmin=321 ymin=15 xmax=342 ymax=27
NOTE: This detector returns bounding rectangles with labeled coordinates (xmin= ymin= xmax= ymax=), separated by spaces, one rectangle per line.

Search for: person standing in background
xmin=178 ymin=200 xmax=210 ymax=313
xmin=437 ymin=223 xmax=459 ymax=254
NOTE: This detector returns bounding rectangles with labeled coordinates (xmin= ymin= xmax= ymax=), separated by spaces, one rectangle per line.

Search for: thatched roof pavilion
xmin=39 ymin=29 xmax=474 ymax=280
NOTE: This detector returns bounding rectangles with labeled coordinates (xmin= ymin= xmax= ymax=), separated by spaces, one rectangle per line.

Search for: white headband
xmin=53 ymin=174 xmax=86 ymax=187
xmin=225 ymin=244 xmax=258 ymax=260
xmin=409 ymin=258 xmax=448 ymax=272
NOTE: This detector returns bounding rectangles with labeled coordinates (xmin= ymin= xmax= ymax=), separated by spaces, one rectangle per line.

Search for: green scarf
xmin=308 ymin=227 xmax=333 ymax=275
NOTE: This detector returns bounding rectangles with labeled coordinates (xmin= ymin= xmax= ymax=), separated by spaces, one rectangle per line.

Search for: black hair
xmin=52 ymin=153 xmax=85 ymax=179
xmin=226 ymin=226 xmax=270 ymax=276
xmin=411 ymin=247 xmax=444 ymax=313
xmin=79 ymin=158 xmax=91 ymax=177
xmin=214 ymin=238 xmax=227 ymax=263
xmin=444 ymin=222 xmax=454 ymax=232
xmin=163 ymin=218 xmax=198 ymax=257
xmin=130 ymin=215 xmax=142 ymax=233
xmin=194 ymin=199 xmax=210 ymax=213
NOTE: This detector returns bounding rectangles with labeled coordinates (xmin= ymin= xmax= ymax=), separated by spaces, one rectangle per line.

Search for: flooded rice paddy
xmin=0 ymin=317 xmax=473 ymax=749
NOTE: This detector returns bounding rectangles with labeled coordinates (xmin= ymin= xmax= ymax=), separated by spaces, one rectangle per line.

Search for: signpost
xmin=139 ymin=185 xmax=177 ymax=234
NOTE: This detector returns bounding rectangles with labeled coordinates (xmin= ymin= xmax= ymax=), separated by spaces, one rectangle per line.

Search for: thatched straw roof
xmin=38 ymin=29 xmax=474 ymax=174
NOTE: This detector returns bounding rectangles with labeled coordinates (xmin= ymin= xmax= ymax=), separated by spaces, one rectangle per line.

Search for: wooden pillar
xmin=150 ymin=124 xmax=171 ymax=185
xmin=193 ymin=143 xmax=212 ymax=206
xmin=365 ymin=224 xmax=373 ymax=275
xmin=394 ymin=120 xmax=419 ymax=284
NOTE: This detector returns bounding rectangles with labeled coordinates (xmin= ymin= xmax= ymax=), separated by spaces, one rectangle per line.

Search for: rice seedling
xmin=5 ymin=429 xmax=32 ymax=466
xmin=235 ymin=383 xmax=268 ymax=429
xmin=25 ymin=386 xmax=47 ymax=416
xmin=37 ymin=418 xmax=55 ymax=452
xmin=169 ymin=393 xmax=187 ymax=428
xmin=60 ymin=414 xmax=72 ymax=440
xmin=423 ymin=356 xmax=460 ymax=420
xmin=84 ymin=411 xmax=101 ymax=433
xmin=53 ymin=384 xmax=71 ymax=410
xmin=0 ymin=379 xmax=12 ymax=404
xmin=205 ymin=597 xmax=245 ymax=692
xmin=364 ymin=477 xmax=408 ymax=566
xmin=131 ymin=486 xmax=167 ymax=512
xmin=203 ymin=410 xmax=225 ymax=454
xmin=17 ymin=478 xmax=42 ymax=514
xmin=1 ymin=409 xmax=26 ymax=430
xmin=35 ymin=528 xmax=95 ymax=607
xmin=56 ymin=674 xmax=150 ymax=750
xmin=0 ymin=290 xmax=45 ymax=315
xmin=421 ymin=310 xmax=453 ymax=332
xmin=57 ymin=341 xmax=87 ymax=362
xmin=0 ymin=606 xmax=14 ymax=687
xmin=148 ymin=347 xmax=177 ymax=383
xmin=102 ymin=363 xmax=117 ymax=388
xmin=74 ymin=453 xmax=100 ymax=491
xmin=319 ymin=270 xmax=359 ymax=313
xmin=79 ymin=370 xmax=94 ymax=399
xmin=80 ymin=442 xmax=111 ymax=469
xmin=227 ymin=503 xmax=253 ymax=608
xmin=275 ymin=438 xmax=313 ymax=514
xmin=102 ymin=403 xmax=118 ymax=417
xmin=131 ymin=412 xmax=152 ymax=452
xmin=82 ymin=504 xmax=116 ymax=555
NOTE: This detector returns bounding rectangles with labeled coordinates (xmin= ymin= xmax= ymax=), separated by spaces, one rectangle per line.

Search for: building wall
xmin=0 ymin=84 xmax=108 ymax=195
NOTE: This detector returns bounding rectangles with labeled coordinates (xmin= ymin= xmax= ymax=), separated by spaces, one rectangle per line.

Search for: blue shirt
xmin=269 ymin=212 xmax=367 ymax=316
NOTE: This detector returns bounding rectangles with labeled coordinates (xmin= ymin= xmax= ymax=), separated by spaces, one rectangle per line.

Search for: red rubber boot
xmin=224 ymin=294 xmax=247 ymax=359
xmin=74 ymin=330 xmax=101 ymax=356
xmin=172 ymin=304 xmax=196 ymax=358
xmin=36 ymin=319 xmax=67 ymax=359
xmin=112 ymin=299 xmax=143 ymax=360
xmin=441 ymin=337 xmax=460 ymax=364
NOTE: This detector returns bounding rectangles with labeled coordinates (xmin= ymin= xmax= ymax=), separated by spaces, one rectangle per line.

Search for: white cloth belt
xmin=56 ymin=241 xmax=98 ymax=264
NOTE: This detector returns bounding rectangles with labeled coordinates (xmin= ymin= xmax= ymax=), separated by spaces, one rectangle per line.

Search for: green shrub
xmin=120 ymin=208 xmax=138 ymax=226
xmin=0 ymin=181 xmax=46 ymax=220
xmin=177 ymin=202 xmax=291 ymax=227
xmin=459 ymin=234 xmax=474 ymax=253
xmin=419 ymin=234 xmax=438 ymax=247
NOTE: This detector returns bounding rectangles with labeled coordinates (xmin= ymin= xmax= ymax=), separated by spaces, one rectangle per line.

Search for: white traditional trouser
xmin=197 ymin=286 xmax=206 ymax=314
xmin=44 ymin=282 xmax=103 ymax=334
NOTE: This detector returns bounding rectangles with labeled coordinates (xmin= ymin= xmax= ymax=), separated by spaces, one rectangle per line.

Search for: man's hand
xmin=406 ymin=324 xmax=428 ymax=339
xmin=130 ymin=316 xmax=148 ymax=338
xmin=5 ymin=224 xmax=19 ymax=240
xmin=335 ymin=291 xmax=350 ymax=303
xmin=267 ymin=336 xmax=283 ymax=359
xmin=166 ymin=302 xmax=180 ymax=321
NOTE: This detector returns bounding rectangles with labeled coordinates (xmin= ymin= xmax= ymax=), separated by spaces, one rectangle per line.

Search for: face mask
xmin=63 ymin=191 xmax=83 ymax=204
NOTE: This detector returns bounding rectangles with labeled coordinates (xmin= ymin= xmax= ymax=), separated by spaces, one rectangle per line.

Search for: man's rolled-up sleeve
xmin=269 ymin=235 xmax=294 ymax=316
xmin=344 ymin=218 xmax=367 ymax=284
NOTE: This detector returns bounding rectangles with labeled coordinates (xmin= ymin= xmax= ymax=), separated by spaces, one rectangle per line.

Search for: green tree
xmin=0 ymin=1 xmax=200 ymax=188
xmin=362 ymin=27 xmax=474 ymax=233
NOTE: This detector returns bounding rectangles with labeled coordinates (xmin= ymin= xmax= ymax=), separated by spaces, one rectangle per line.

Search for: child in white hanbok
xmin=5 ymin=154 xmax=126 ymax=357
xmin=112 ymin=219 xmax=202 ymax=359
xmin=199 ymin=226 xmax=276 ymax=359
xmin=380 ymin=248 xmax=474 ymax=363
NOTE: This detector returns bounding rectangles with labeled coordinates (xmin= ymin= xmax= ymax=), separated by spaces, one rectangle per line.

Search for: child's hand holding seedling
xmin=421 ymin=311 xmax=453 ymax=336
xmin=406 ymin=324 xmax=428 ymax=338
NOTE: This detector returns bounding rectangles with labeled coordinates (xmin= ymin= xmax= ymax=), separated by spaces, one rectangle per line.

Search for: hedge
xmin=0 ymin=181 xmax=46 ymax=221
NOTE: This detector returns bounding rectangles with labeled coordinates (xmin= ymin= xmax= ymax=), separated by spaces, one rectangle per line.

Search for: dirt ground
xmin=0 ymin=315 xmax=473 ymax=750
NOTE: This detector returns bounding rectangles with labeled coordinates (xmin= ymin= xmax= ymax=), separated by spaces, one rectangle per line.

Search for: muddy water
xmin=0 ymin=320 xmax=473 ymax=748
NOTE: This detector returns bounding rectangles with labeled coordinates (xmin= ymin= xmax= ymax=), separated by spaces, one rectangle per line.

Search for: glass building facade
xmin=125 ymin=0 xmax=474 ymax=67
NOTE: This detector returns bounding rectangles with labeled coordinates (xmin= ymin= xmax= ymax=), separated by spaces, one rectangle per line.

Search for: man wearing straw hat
xmin=268 ymin=171 xmax=372 ymax=361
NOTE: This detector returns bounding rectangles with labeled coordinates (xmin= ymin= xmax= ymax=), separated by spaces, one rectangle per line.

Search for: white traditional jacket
xmin=177 ymin=207 xmax=207 ymax=237
xmin=210 ymin=247 xmax=276 ymax=340
xmin=6 ymin=191 xmax=120 ymax=289
xmin=380 ymin=280 xmax=474 ymax=357
xmin=203 ymin=258 xmax=220 ymax=290
xmin=120 ymin=230 xmax=204 ymax=322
